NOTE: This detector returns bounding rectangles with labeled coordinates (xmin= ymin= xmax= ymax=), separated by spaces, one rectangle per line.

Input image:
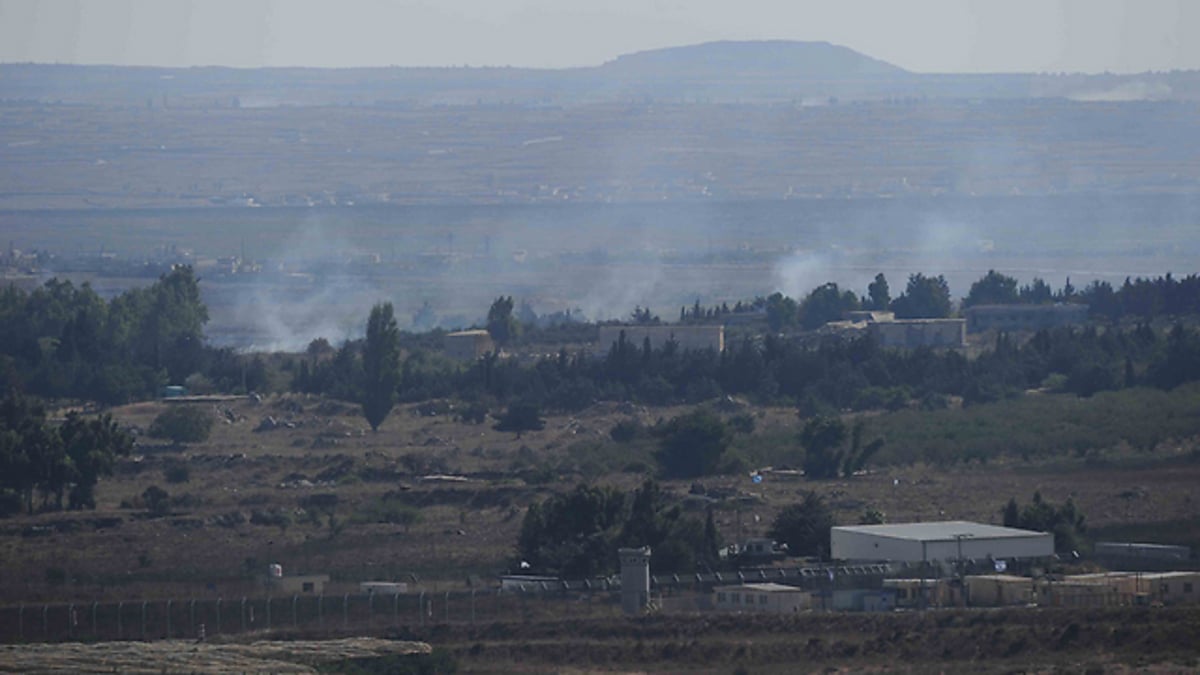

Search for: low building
xmin=1058 ymin=571 xmax=1200 ymax=606
xmin=266 ymin=574 xmax=329 ymax=595
xmin=1094 ymin=542 xmax=1191 ymax=570
xmin=360 ymin=581 xmax=408 ymax=595
xmin=596 ymin=324 xmax=724 ymax=354
xmin=844 ymin=310 xmax=895 ymax=323
xmin=964 ymin=303 xmax=1089 ymax=334
xmin=965 ymin=574 xmax=1036 ymax=606
xmin=713 ymin=583 xmax=810 ymax=613
xmin=444 ymin=329 xmax=495 ymax=361
xmin=832 ymin=521 xmax=1054 ymax=564
xmin=868 ymin=318 xmax=966 ymax=349
xmin=883 ymin=578 xmax=959 ymax=609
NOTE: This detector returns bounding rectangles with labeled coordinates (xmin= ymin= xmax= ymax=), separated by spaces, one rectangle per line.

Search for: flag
xmin=994 ymin=559 xmax=1007 ymax=572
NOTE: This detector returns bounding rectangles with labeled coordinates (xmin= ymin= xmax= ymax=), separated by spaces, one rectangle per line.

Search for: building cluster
xmin=615 ymin=521 xmax=1198 ymax=615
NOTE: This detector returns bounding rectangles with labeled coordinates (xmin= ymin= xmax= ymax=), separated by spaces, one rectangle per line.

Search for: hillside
xmin=595 ymin=40 xmax=908 ymax=79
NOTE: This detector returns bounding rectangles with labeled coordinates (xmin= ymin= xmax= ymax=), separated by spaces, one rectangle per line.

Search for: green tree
xmin=964 ymin=270 xmax=1020 ymax=308
xmin=769 ymin=492 xmax=834 ymax=559
xmin=765 ymin=292 xmax=798 ymax=332
xmin=799 ymin=416 xmax=884 ymax=479
xmin=486 ymin=296 xmax=521 ymax=346
xmin=800 ymin=283 xmax=860 ymax=330
xmin=891 ymin=273 xmax=952 ymax=319
xmin=148 ymin=406 xmax=213 ymax=445
xmin=654 ymin=409 xmax=730 ymax=479
xmin=60 ymin=412 xmax=132 ymax=509
xmin=516 ymin=483 xmax=626 ymax=577
xmin=493 ymin=401 xmax=546 ymax=438
xmin=867 ymin=273 xmax=891 ymax=311
xmin=142 ymin=485 xmax=170 ymax=516
xmin=362 ymin=302 xmax=401 ymax=432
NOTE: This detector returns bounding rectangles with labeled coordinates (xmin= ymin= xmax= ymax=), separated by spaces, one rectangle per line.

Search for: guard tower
xmin=619 ymin=546 xmax=652 ymax=615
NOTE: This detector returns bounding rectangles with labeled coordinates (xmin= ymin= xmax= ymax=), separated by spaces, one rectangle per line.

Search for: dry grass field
xmin=2 ymin=393 xmax=1197 ymax=606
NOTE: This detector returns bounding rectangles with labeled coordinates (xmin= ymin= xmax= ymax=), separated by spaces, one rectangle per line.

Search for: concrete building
xmin=832 ymin=521 xmax=1054 ymax=564
xmin=964 ymin=303 xmax=1089 ymax=334
xmin=713 ymin=583 xmax=811 ymax=613
xmin=868 ymin=318 xmax=966 ymax=349
xmin=620 ymin=546 xmax=652 ymax=615
xmin=596 ymin=324 xmax=725 ymax=354
xmin=443 ymin=329 xmax=495 ymax=361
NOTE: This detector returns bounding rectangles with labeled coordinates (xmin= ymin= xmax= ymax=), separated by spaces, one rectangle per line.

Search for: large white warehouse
xmin=832 ymin=521 xmax=1054 ymax=564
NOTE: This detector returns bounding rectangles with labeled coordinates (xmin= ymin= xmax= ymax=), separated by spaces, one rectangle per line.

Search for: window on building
xmin=302 ymin=582 xmax=315 ymax=593
xmin=718 ymin=592 xmax=726 ymax=603
xmin=1184 ymin=583 xmax=1193 ymax=593
xmin=759 ymin=595 xmax=768 ymax=605
xmin=731 ymin=593 xmax=739 ymax=604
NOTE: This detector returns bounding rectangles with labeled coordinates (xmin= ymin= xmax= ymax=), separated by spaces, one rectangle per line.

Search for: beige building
xmin=868 ymin=318 xmax=966 ymax=349
xmin=965 ymin=574 xmax=1036 ymax=607
xmin=713 ymin=583 xmax=810 ymax=613
xmin=444 ymin=329 xmax=496 ymax=361
xmin=596 ymin=324 xmax=725 ymax=354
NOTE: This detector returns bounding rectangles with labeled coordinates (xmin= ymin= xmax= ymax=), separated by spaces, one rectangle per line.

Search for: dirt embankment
xmin=0 ymin=637 xmax=429 ymax=674
xmin=385 ymin=607 xmax=1200 ymax=673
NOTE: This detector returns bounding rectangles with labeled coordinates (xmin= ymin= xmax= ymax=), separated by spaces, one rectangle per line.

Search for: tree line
xmin=299 ymin=316 xmax=1200 ymax=423
xmin=0 ymin=266 xmax=271 ymax=404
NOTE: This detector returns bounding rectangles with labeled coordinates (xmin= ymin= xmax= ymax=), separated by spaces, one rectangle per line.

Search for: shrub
xmin=163 ymin=463 xmax=190 ymax=484
xmin=148 ymin=406 xmax=214 ymax=445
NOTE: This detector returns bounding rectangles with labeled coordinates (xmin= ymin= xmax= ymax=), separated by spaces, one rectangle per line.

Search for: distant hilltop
xmin=1 ymin=40 xmax=1197 ymax=107
xmin=595 ymin=40 xmax=908 ymax=79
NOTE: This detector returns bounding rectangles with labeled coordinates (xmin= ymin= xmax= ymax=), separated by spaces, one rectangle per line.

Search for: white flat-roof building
xmin=713 ymin=583 xmax=811 ymax=613
xmin=832 ymin=521 xmax=1054 ymax=564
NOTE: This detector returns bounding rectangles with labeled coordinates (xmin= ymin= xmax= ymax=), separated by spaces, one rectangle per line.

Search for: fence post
xmin=189 ymin=600 xmax=196 ymax=637
xmin=471 ymin=589 xmax=476 ymax=624
xmin=215 ymin=598 xmax=221 ymax=635
xmin=116 ymin=602 xmax=122 ymax=639
xmin=141 ymin=601 xmax=147 ymax=640
xmin=240 ymin=597 xmax=247 ymax=633
xmin=17 ymin=604 xmax=22 ymax=642
xmin=92 ymin=601 xmax=99 ymax=638
xmin=265 ymin=596 xmax=271 ymax=631
xmin=165 ymin=599 xmax=172 ymax=639
xmin=317 ymin=595 xmax=323 ymax=628
xmin=292 ymin=595 xmax=298 ymax=628
xmin=393 ymin=592 xmax=399 ymax=626
xmin=41 ymin=604 xmax=48 ymax=639
xmin=419 ymin=592 xmax=425 ymax=626
xmin=342 ymin=593 xmax=349 ymax=630
xmin=445 ymin=592 xmax=450 ymax=623
xmin=67 ymin=603 xmax=74 ymax=639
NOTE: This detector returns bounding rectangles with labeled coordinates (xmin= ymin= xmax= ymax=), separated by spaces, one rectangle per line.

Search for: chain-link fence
xmin=0 ymin=587 xmax=627 ymax=644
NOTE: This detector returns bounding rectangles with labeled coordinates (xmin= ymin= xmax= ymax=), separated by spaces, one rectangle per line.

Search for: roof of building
xmin=715 ymin=582 xmax=806 ymax=593
xmin=446 ymin=329 xmax=492 ymax=337
xmin=833 ymin=521 xmax=1048 ymax=541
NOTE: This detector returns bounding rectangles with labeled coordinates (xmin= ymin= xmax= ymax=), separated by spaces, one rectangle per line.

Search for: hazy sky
xmin=1 ymin=0 xmax=1196 ymax=73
